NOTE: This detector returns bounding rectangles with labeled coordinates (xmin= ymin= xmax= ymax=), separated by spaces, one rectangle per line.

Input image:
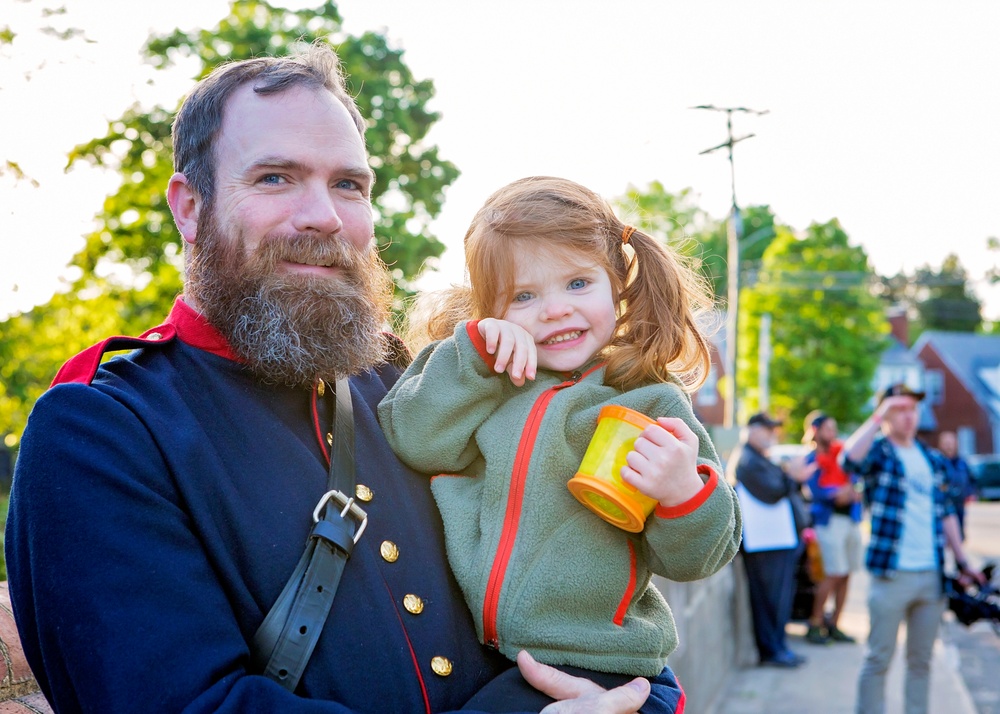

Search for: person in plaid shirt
xmin=841 ymin=383 xmax=983 ymax=714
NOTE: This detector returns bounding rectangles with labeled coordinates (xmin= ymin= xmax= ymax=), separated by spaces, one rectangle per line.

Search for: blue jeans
xmin=743 ymin=546 xmax=800 ymax=660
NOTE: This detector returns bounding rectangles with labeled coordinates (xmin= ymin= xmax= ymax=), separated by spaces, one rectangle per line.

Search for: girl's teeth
xmin=545 ymin=331 xmax=581 ymax=344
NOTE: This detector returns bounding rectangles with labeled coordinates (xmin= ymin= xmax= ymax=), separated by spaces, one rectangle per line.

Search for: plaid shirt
xmin=842 ymin=437 xmax=954 ymax=578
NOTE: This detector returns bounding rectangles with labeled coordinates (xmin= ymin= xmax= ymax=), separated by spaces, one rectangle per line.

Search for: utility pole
xmin=692 ymin=104 xmax=768 ymax=428
xmin=759 ymin=312 xmax=772 ymax=414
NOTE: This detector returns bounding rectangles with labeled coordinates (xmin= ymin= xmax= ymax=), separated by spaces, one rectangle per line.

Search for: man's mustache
xmin=252 ymin=233 xmax=364 ymax=271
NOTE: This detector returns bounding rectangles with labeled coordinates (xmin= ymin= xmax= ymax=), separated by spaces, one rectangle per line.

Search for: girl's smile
xmin=501 ymin=248 xmax=617 ymax=374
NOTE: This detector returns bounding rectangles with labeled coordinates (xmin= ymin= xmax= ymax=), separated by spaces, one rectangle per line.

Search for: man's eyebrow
xmin=340 ymin=166 xmax=377 ymax=184
xmin=245 ymin=156 xmax=304 ymax=174
xmin=245 ymin=158 xmax=375 ymax=184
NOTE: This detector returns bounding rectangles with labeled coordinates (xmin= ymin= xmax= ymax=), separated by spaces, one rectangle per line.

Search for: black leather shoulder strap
xmin=251 ymin=377 xmax=366 ymax=691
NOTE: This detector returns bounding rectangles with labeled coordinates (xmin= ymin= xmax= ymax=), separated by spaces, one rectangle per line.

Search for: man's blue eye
xmin=261 ymin=175 xmax=283 ymax=185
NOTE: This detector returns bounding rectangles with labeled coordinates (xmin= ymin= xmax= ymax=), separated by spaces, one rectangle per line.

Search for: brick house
xmin=873 ymin=306 xmax=937 ymax=432
xmin=693 ymin=332 xmax=725 ymax=427
xmin=910 ymin=331 xmax=1000 ymax=456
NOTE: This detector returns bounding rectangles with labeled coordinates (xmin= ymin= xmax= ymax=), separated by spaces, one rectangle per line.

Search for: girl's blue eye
xmin=569 ymin=278 xmax=588 ymax=290
xmin=514 ymin=292 xmax=533 ymax=303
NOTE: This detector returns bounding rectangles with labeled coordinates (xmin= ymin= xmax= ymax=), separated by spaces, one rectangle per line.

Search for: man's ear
xmin=167 ymin=172 xmax=201 ymax=245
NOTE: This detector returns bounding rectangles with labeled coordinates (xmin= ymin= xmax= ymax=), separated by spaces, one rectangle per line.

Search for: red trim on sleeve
xmin=654 ymin=465 xmax=719 ymax=519
xmin=429 ymin=473 xmax=477 ymax=482
xmin=612 ymin=540 xmax=637 ymax=626
xmin=464 ymin=320 xmax=496 ymax=370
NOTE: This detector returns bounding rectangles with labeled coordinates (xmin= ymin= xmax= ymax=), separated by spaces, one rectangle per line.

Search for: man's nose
xmin=293 ymin=183 xmax=344 ymax=235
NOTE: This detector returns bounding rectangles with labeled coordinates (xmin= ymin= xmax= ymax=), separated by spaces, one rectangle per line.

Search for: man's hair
xmin=404 ymin=176 xmax=715 ymax=391
xmin=171 ymin=42 xmax=367 ymax=203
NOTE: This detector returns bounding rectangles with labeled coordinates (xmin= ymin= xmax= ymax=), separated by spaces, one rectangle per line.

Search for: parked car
xmin=967 ymin=454 xmax=1000 ymax=502
xmin=768 ymin=443 xmax=811 ymax=471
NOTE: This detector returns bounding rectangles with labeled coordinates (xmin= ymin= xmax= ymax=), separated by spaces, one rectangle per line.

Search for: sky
xmin=2 ymin=0 xmax=999 ymax=321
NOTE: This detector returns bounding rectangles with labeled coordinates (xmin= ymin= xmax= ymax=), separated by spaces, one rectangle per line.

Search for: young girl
xmin=378 ymin=176 xmax=741 ymax=713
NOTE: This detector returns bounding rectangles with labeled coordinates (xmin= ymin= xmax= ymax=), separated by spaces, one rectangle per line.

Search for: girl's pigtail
xmin=604 ymin=226 xmax=715 ymax=392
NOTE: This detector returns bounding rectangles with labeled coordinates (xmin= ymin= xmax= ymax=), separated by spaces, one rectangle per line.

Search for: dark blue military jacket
xmin=5 ymin=299 xmax=510 ymax=713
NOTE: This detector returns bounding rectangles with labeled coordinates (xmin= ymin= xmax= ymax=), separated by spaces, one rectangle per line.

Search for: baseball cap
xmin=801 ymin=409 xmax=830 ymax=443
xmin=877 ymin=382 xmax=926 ymax=404
xmin=747 ymin=412 xmax=782 ymax=428
xmin=804 ymin=409 xmax=829 ymax=432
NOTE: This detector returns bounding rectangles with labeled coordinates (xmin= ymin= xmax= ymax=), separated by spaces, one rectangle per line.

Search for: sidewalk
xmin=710 ymin=567 xmax=978 ymax=714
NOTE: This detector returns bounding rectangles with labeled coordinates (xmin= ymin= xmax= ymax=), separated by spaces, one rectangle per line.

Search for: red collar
xmin=167 ymin=298 xmax=242 ymax=361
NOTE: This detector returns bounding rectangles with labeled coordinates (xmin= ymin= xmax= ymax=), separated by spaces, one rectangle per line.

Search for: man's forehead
xmin=218 ymin=83 xmax=370 ymax=172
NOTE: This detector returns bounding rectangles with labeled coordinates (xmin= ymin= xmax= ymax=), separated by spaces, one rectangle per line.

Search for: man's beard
xmin=185 ymin=210 xmax=393 ymax=387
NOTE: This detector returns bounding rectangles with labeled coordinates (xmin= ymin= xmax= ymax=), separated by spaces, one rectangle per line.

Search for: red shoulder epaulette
xmin=50 ymin=323 xmax=178 ymax=387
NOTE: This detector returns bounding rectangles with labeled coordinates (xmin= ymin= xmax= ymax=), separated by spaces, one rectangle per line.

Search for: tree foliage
xmin=738 ymin=219 xmax=889 ymax=439
xmin=0 ymin=1 xmax=85 ymax=186
xmin=0 ymin=0 xmax=458 ymax=443
xmin=877 ymin=253 xmax=982 ymax=338
xmin=613 ymin=182 xmax=778 ymax=305
xmin=705 ymin=204 xmax=780 ymax=302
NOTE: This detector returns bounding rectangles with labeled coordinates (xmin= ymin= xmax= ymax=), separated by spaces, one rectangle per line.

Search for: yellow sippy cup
xmin=567 ymin=405 xmax=659 ymax=532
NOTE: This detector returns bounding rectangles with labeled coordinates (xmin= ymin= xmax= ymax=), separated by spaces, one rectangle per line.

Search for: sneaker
xmin=827 ymin=626 xmax=856 ymax=643
xmin=805 ymin=625 xmax=830 ymax=644
xmin=760 ymin=650 xmax=803 ymax=668
xmin=782 ymin=649 xmax=808 ymax=665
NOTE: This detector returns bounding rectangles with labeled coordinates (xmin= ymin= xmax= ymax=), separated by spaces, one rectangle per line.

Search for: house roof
xmin=881 ymin=337 xmax=922 ymax=366
xmin=911 ymin=331 xmax=1000 ymax=419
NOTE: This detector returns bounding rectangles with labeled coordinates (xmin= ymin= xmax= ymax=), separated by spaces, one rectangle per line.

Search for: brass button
xmin=326 ymin=432 xmax=334 ymax=446
xmin=146 ymin=332 xmax=162 ymax=341
xmin=430 ymin=656 xmax=453 ymax=677
xmin=317 ymin=379 xmax=326 ymax=397
xmin=380 ymin=540 xmax=399 ymax=563
xmin=355 ymin=484 xmax=373 ymax=502
xmin=403 ymin=594 xmax=424 ymax=614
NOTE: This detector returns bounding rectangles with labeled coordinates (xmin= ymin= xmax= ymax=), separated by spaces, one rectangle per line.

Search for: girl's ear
xmin=167 ymin=172 xmax=201 ymax=245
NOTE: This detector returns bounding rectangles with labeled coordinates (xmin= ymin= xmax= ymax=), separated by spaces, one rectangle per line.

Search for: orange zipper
xmin=481 ymin=366 xmax=600 ymax=649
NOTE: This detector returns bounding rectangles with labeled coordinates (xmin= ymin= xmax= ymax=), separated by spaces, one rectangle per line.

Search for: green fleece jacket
xmin=378 ymin=321 xmax=742 ymax=676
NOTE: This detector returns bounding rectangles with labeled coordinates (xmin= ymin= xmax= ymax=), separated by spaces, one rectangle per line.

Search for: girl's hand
xmin=477 ymin=318 xmax=537 ymax=386
xmin=621 ymin=417 xmax=704 ymax=507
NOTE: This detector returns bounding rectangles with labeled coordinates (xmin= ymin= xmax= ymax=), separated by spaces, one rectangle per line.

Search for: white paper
xmin=736 ymin=482 xmax=798 ymax=552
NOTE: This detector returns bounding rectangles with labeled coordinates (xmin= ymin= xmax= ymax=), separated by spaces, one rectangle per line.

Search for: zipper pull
xmin=571 ymin=370 xmax=583 ymax=383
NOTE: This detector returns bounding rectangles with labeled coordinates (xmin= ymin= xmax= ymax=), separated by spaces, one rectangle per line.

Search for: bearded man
xmin=5 ymin=45 xmax=652 ymax=714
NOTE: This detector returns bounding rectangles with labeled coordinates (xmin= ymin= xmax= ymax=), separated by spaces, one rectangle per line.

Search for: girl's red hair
xmin=405 ymin=176 xmax=715 ymax=391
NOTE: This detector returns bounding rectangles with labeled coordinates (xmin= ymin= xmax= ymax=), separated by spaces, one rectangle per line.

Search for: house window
xmin=924 ymin=369 xmax=944 ymax=406
xmin=957 ymin=427 xmax=976 ymax=457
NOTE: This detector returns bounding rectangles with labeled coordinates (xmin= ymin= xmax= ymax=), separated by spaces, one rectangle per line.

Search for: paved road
xmin=948 ymin=500 xmax=1000 ymax=714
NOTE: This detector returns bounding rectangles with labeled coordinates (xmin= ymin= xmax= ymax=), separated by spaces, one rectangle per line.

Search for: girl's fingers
xmin=654 ymin=417 xmax=698 ymax=449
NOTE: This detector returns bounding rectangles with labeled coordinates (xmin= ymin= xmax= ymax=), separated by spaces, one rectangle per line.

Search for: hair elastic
xmin=621 ymin=225 xmax=636 ymax=245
